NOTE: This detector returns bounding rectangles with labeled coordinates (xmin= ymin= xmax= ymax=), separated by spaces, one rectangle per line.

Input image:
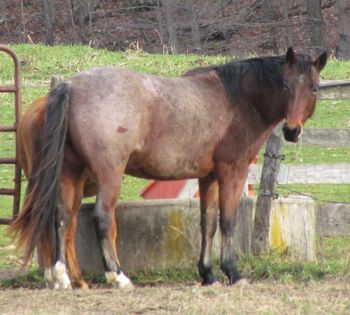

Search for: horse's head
xmin=282 ymin=47 xmax=327 ymax=142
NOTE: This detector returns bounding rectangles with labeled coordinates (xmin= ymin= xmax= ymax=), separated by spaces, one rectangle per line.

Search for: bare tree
xmin=0 ymin=0 xmax=10 ymax=37
xmin=162 ymin=0 xmax=178 ymax=52
xmin=156 ymin=0 xmax=165 ymax=48
xmin=306 ymin=0 xmax=327 ymax=53
xmin=42 ymin=0 xmax=55 ymax=45
xmin=0 ymin=0 xmax=6 ymax=23
xmin=66 ymin=0 xmax=78 ymax=43
xmin=281 ymin=0 xmax=293 ymax=48
xmin=336 ymin=0 xmax=350 ymax=59
xmin=188 ymin=1 xmax=201 ymax=52
xmin=265 ymin=1 xmax=278 ymax=54
xmin=20 ymin=0 xmax=26 ymax=42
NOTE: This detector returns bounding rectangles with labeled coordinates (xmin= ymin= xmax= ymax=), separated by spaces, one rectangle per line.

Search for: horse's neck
xmin=238 ymin=92 xmax=285 ymax=153
xmin=248 ymin=89 xmax=285 ymax=127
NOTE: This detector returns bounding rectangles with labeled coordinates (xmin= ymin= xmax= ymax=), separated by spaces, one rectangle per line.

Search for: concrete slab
xmin=316 ymin=203 xmax=350 ymax=237
xmin=73 ymin=196 xmax=316 ymax=273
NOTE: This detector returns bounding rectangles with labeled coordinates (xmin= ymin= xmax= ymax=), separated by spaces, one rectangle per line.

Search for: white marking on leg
xmin=53 ymin=261 xmax=72 ymax=289
xmin=105 ymin=271 xmax=134 ymax=290
xmin=44 ymin=268 xmax=54 ymax=289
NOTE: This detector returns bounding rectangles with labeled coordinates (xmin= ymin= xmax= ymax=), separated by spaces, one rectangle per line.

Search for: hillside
xmin=0 ymin=0 xmax=340 ymax=56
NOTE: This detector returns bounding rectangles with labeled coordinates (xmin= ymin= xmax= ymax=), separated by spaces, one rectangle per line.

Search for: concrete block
xmin=316 ymin=203 xmax=350 ymax=237
xmin=269 ymin=196 xmax=316 ymax=261
xmin=75 ymin=198 xmax=254 ymax=273
xmin=53 ymin=196 xmax=318 ymax=274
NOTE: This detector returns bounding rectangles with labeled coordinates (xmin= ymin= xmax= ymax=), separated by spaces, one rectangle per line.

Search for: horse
xmin=9 ymin=47 xmax=327 ymax=289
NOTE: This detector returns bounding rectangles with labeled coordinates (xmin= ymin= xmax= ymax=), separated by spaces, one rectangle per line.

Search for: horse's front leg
xmin=217 ymin=162 xmax=249 ymax=285
xmin=198 ymin=175 xmax=219 ymax=285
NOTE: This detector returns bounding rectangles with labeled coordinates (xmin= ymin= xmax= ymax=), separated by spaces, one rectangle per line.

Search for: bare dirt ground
xmin=1 ymin=280 xmax=349 ymax=315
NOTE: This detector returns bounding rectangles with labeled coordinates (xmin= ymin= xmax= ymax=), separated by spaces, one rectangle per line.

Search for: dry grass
xmin=0 ymin=280 xmax=349 ymax=315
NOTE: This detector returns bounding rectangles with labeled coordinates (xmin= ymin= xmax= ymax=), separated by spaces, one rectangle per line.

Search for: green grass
xmin=0 ymin=269 xmax=45 ymax=289
xmin=239 ymin=236 xmax=350 ymax=283
xmin=1 ymin=236 xmax=349 ymax=288
xmin=276 ymin=184 xmax=350 ymax=203
xmin=307 ymin=100 xmax=350 ymax=128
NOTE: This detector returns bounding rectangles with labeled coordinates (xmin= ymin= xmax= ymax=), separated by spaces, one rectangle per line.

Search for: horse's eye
xmin=312 ymin=84 xmax=319 ymax=94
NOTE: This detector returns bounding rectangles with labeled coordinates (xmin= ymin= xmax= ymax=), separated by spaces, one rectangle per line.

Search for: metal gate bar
xmin=0 ymin=44 xmax=22 ymax=225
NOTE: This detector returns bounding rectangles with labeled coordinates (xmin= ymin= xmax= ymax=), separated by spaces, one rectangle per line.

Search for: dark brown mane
xmin=184 ymin=54 xmax=314 ymax=104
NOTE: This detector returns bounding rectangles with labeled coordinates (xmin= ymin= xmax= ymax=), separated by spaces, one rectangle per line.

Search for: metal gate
xmin=0 ymin=45 xmax=22 ymax=224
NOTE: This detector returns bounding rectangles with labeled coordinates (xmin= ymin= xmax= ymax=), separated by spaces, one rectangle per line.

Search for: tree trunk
xmin=156 ymin=0 xmax=165 ymax=49
xmin=42 ymin=0 xmax=55 ymax=45
xmin=306 ymin=0 xmax=327 ymax=54
xmin=266 ymin=1 xmax=278 ymax=54
xmin=162 ymin=0 xmax=178 ymax=53
xmin=281 ymin=0 xmax=293 ymax=48
xmin=66 ymin=0 xmax=78 ymax=43
xmin=336 ymin=0 xmax=350 ymax=59
xmin=0 ymin=0 xmax=10 ymax=37
xmin=20 ymin=0 xmax=26 ymax=42
xmin=188 ymin=1 xmax=201 ymax=52
xmin=0 ymin=0 xmax=6 ymax=22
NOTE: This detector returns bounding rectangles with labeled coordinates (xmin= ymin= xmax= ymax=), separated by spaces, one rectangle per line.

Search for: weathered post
xmin=50 ymin=75 xmax=63 ymax=90
xmin=253 ymin=127 xmax=285 ymax=254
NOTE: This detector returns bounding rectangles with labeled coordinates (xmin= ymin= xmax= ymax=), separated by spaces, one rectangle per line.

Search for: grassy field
xmin=0 ymin=44 xmax=349 ymax=287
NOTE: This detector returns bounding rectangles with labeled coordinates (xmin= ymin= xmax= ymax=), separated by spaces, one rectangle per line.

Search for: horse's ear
xmin=314 ymin=51 xmax=327 ymax=72
xmin=286 ymin=47 xmax=297 ymax=65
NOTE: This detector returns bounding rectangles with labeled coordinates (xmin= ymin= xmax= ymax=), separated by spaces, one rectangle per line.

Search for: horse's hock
xmin=60 ymin=196 xmax=317 ymax=274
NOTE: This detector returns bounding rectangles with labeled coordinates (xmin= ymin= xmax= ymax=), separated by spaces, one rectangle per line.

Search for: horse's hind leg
xmin=53 ymin=196 xmax=73 ymax=289
xmin=65 ymin=179 xmax=89 ymax=289
xmin=52 ymin=172 xmax=86 ymax=289
xmin=198 ymin=175 xmax=219 ymax=285
xmin=93 ymin=171 xmax=133 ymax=290
xmin=66 ymin=215 xmax=89 ymax=289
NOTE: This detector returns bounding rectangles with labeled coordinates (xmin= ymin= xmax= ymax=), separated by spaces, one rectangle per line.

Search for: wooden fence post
xmin=50 ymin=75 xmax=63 ymax=90
xmin=253 ymin=127 xmax=285 ymax=254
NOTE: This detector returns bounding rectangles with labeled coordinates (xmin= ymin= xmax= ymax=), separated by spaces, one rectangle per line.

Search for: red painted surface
xmin=141 ymin=180 xmax=189 ymax=199
xmin=140 ymin=155 xmax=258 ymax=199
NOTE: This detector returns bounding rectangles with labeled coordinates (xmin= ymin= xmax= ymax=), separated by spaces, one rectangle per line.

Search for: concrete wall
xmin=316 ymin=202 xmax=350 ymax=237
xmin=75 ymin=196 xmax=317 ymax=273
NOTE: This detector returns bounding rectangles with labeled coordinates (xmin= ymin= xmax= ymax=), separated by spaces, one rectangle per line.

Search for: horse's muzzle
xmin=283 ymin=123 xmax=302 ymax=143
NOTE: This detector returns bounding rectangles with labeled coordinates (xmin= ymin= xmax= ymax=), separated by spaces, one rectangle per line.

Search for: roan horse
xmin=10 ymin=47 xmax=327 ymax=289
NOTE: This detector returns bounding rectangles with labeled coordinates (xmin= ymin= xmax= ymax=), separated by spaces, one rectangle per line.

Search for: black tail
xmin=9 ymin=82 xmax=71 ymax=265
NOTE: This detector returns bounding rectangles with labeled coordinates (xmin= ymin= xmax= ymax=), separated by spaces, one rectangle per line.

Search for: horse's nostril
xmin=283 ymin=124 xmax=302 ymax=143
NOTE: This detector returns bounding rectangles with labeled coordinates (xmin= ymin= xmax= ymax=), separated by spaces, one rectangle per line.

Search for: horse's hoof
xmin=210 ymin=281 xmax=222 ymax=287
xmin=106 ymin=271 xmax=134 ymax=291
xmin=53 ymin=261 xmax=72 ymax=290
xmin=77 ymin=281 xmax=90 ymax=290
xmin=120 ymin=281 xmax=134 ymax=291
xmin=53 ymin=281 xmax=72 ymax=290
xmin=233 ymin=278 xmax=249 ymax=287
